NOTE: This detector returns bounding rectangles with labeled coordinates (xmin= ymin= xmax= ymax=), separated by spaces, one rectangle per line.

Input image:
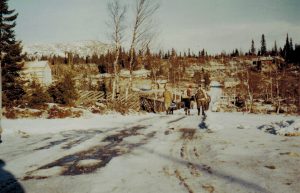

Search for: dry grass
xmin=3 ymin=108 xmax=43 ymax=119
xmin=47 ymin=106 xmax=82 ymax=119
xmin=107 ymin=101 xmax=130 ymax=115
xmin=285 ymin=132 xmax=300 ymax=137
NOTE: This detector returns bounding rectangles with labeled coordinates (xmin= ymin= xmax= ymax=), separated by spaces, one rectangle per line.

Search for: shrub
xmin=47 ymin=105 xmax=72 ymax=119
xmin=108 ymin=101 xmax=129 ymax=115
xmin=3 ymin=108 xmax=43 ymax=119
xmin=26 ymin=79 xmax=52 ymax=108
xmin=48 ymin=73 xmax=78 ymax=105
xmin=2 ymin=77 xmax=27 ymax=107
xmin=47 ymin=105 xmax=82 ymax=119
xmin=3 ymin=108 xmax=17 ymax=119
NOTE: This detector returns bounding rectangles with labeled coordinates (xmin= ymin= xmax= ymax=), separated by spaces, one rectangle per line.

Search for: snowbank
xmin=258 ymin=119 xmax=300 ymax=136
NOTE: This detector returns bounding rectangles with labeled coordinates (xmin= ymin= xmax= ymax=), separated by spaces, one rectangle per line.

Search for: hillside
xmin=23 ymin=40 xmax=113 ymax=58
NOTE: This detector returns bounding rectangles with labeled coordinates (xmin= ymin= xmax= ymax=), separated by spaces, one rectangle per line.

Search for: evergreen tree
xmin=201 ymin=49 xmax=205 ymax=57
xmin=26 ymin=79 xmax=52 ymax=108
xmin=289 ymin=38 xmax=294 ymax=52
xmin=289 ymin=38 xmax=294 ymax=63
xmin=188 ymin=48 xmax=191 ymax=58
xmin=294 ymin=44 xmax=300 ymax=65
xmin=283 ymin=34 xmax=290 ymax=59
xmin=273 ymin=41 xmax=278 ymax=56
xmin=282 ymin=34 xmax=296 ymax=63
xmin=171 ymin=48 xmax=176 ymax=58
xmin=235 ymin=49 xmax=239 ymax=56
xmin=144 ymin=46 xmax=152 ymax=70
xmin=48 ymin=73 xmax=78 ymax=105
xmin=260 ymin=34 xmax=267 ymax=56
xmin=158 ymin=50 xmax=162 ymax=59
xmin=250 ymin=39 xmax=256 ymax=55
xmin=1 ymin=0 xmax=25 ymax=106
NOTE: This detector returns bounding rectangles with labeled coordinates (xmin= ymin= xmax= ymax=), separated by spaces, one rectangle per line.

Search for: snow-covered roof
xmin=210 ymin=81 xmax=222 ymax=87
xmin=99 ymin=73 xmax=112 ymax=78
xmin=119 ymin=69 xmax=130 ymax=77
xmin=259 ymin=56 xmax=273 ymax=61
xmin=156 ymin=79 xmax=167 ymax=84
xmin=186 ymin=65 xmax=202 ymax=71
xmin=209 ymin=61 xmax=224 ymax=66
xmin=132 ymin=69 xmax=151 ymax=77
xmin=23 ymin=60 xmax=49 ymax=69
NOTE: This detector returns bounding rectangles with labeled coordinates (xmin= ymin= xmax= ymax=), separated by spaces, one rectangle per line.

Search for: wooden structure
xmin=140 ymin=96 xmax=165 ymax=113
xmin=76 ymin=91 xmax=106 ymax=105
xmin=22 ymin=60 xmax=52 ymax=86
xmin=76 ymin=90 xmax=140 ymax=111
xmin=76 ymin=90 xmax=172 ymax=113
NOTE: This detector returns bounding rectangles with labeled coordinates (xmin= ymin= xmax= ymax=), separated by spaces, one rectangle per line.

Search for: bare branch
xmin=129 ymin=0 xmax=160 ymax=74
xmin=107 ymin=0 xmax=127 ymax=48
xmin=106 ymin=0 xmax=127 ymax=99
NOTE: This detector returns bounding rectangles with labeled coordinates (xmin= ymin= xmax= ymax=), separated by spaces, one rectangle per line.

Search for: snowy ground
xmin=0 ymin=87 xmax=300 ymax=193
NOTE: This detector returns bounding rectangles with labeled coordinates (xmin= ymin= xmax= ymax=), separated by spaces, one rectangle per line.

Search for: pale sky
xmin=9 ymin=0 xmax=300 ymax=54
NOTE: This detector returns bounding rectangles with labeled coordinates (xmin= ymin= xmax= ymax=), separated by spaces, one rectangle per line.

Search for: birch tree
xmin=128 ymin=0 xmax=160 ymax=88
xmin=107 ymin=0 xmax=126 ymax=99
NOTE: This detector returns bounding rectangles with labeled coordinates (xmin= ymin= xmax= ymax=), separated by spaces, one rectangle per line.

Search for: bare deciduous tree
xmin=128 ymin=0 xmax=160 ymax=87
xmin=107 ymin=0 xmax=127 ymax=99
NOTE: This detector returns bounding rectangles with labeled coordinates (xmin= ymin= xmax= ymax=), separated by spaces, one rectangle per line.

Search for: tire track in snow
xmin=165 ymin=115 xmax=217 ymax=193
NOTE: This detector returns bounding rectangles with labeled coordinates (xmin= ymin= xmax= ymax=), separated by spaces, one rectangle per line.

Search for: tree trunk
xmin=277 ymin=100 xmax=281 ymax=114
xmin=112 ymin=45 xmax=120 ymax=100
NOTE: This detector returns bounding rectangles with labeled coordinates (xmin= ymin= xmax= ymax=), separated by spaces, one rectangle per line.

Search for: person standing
xmin=182 ymin=87 xmax=191 ymax=115
xmin=195 ymin=85 xmax=208 ymax=116
xmin=163 ymin=87 xmax=173 ymax=115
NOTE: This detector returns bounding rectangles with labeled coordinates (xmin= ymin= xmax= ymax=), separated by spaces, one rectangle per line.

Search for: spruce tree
xmin=26 ymin=78 xmax=52 ymax=108
xmin=1 ymin=0 xmax=25 ymax=106
xmin=48 ymin=73 xmax=78 ymax=105
xmin=273 ymin=41 xmax=278 ymax=56
xmin=260 ymin=34 xmax=267 ymax=56
xmin=283 ymin=34 xmax=290 ymax=60
xmin=289 ymin=38 xmax=294 ymax=63
xmin=289 ymin=38 xmax=294 ymax=52
xmin=251 ymin=39 xmax=256 ymax=55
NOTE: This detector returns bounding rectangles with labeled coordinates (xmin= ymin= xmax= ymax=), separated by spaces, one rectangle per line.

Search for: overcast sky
xmin=9 ymin=0 xmax=300 ymax=54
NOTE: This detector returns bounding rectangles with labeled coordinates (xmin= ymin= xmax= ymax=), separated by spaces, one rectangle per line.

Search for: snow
xmin=30 ymin=167 xmax=62 ymax=177
xmin=23 ymin=61 xmax=49 ymax=69
xmin=258 ymin=120 xmax=300 ymax=136
xmin=119 ymin=69 xmax=131 ymax=77
xmin=77 ymin=159 xmax=102 ymax=167
xmin=208 ymin=84 xmax=223 ymax=111
xmin=21 ymin=60 xmax=53 ymax=85
xmin=209 ymin=80 xmax=222 ymax=87
xmin=1 ymin=114 xmax=149 ymax=135
xmin=0 ymin=86 xmax=299 ymax=193
xmin=23 ymin=40 xmax=113 ymax=58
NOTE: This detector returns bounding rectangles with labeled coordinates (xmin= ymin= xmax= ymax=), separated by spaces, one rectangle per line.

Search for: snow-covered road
xmin=1 ymin=109 xmax=300 ymax=193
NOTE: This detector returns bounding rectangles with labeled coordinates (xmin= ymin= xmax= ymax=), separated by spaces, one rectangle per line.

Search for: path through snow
xmin=0 ymin=86 xmax=300 ymax=193
xmin=1 ymin=110 xmax=300 ymax=193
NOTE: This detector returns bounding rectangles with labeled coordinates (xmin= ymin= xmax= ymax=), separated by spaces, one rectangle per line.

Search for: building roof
xmin=132 ymin=69 xmax=151 ymax=77
xmin=23 ymin=60 xmax=49 ymax=69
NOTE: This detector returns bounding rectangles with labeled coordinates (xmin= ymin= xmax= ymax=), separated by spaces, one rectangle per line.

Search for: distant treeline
xmin=26 ymin=34 xmax=300 ymax=71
